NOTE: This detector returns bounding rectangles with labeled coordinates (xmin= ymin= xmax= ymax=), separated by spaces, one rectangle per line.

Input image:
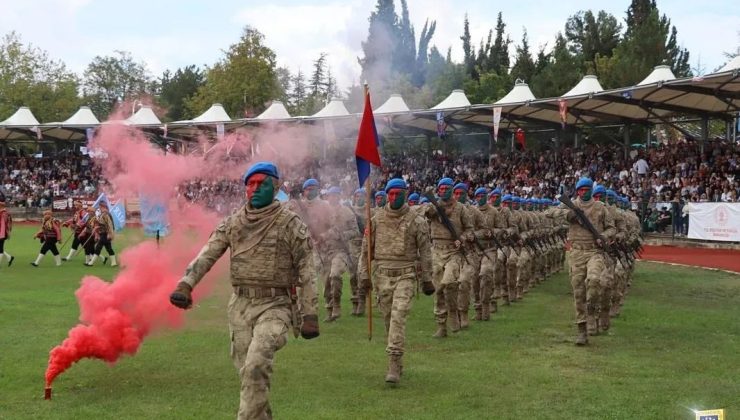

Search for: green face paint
xmin=355 ymin=196 xmax=366 ymax=207
xmin=250 ymin=177 xmax=275 ymax=208
xmin=306 ymin=188 xmax=319 ymax=200
xmin=476 ymin=195 xmax=487 ymax=206
xmin=389 ymin=190 xmax=406 ymax=210
xmin=490 ymin=195 xmax=501 ymax=207
xmin=438 ymin=186 xmax=452 ymax=201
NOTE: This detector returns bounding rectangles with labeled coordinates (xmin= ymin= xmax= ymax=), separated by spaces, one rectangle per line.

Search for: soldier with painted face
xmin=407 ymin=193 xmax=420 ymax=206
xmin=592 ymin=185 xmax=621 ymax=333
xmin=169 ymin=162 xmax=319 ymax=419
xmin=454 ymin=183 xmax=486 ymax=329
xmin=512 ymin=196 xmax=532 ymax=301
xmin=323 ymin=187 xmax=360 ymax=321
xmin=421 ymin=177 xmax=474 ymax=337
xmin=359 ymin=178 xmax=433 ymax=384
xmin=473 ymin=187 xmax=505 ymax=319
xmin=563 ymin=177 xmax=616 ymax=345
xmin=497 ymin=194 xmax=520 ymax=306
xmin=485 ymin=189 xmax=509 ymax=313
xmin=374 ymin=190 xmax=387 ymax=217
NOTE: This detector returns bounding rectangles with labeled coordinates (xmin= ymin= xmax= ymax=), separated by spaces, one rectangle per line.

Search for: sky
xmin=1 ymin=0 xmax=738 ymax=91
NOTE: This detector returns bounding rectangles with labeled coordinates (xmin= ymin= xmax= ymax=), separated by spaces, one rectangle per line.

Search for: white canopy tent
xmin=374 ymin=94 xmax=411 ymax=115
xmin=255 ymin=101 xmax=292 ymax=121
xmin=40 ymin=106 xmax=100 ymax=141
xmin=0 ymin=107 xmax=42 ymax=140
xmin=310 ymin=99 xmax=351 ymax=119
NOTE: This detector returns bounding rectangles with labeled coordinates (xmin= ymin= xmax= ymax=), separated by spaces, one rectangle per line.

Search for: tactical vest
xmin=568 ymin=199 xmax=610 ymax=244
xmin=228 ymin=207 xmax=297 ymax=288
xmin=430 ymin=201 xmax=465 ymax=241
xmin=374 ymin=209 xmax=419 ymax=262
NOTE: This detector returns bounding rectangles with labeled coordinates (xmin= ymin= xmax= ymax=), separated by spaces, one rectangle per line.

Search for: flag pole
xmin=363 ymin=83 xmax=374 ymax=342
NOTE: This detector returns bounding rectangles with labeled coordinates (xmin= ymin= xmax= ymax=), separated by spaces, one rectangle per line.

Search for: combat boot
xmin=356 ymin=297 xmax=366 ymax=317
xmin=448 ymin=309 xmax=461 ymax=333
xmin=474 ymin=307 xmax=483 ymax=321
xmin=586 ymin=315 xmax=598 ymax=336
xmin=460 ymin=310 xmax=470 ymax=329
xmin=599 ymin=311 xmax=610 ymax=331
xmin=481 ymin=303 xmax=490 ymax=321
xmin=432 ymin=324 xmax=447 ymax=338
xmin=385 ymin=355 xmax=402 ymax=384
xmin=575 ymin=322 xmax=588 ymax=346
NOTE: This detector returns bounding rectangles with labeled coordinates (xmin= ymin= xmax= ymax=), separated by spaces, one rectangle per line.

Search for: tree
xmin=186 ymin=27 xmax=278 ymax=118
xmin=510 ymin=29 xmax=536 ymax=83
xmin=289 ymin=69 xmax=308 ymax=114
xmin=564 ymin=10 xmax=622 ymax=67
xmin=461 ymin=14 xmax=477 ymax=80
xmin=0 ymin=31 xmax=80 ymax=123
xmin=413 ymin=19 xmax=437 ymax=86
xmin=488 ymin=12 xmax=512 ymax=75
xmin=595 ymin=2 xmax=691 ymax=88
xmin=531 ymin=34 xmax=583 ymax=98
xmin=395 ymin=0 xmax=417 ymax=76
xmin=159 ymin=65 xmax=205 ymax=121
xmin=359 ymin=0 xmax=399 ymax=90
xmin=310 ymin=53 xmax=328 ymax=97
xmin=82 ymin=50 xmax=153 ymax=119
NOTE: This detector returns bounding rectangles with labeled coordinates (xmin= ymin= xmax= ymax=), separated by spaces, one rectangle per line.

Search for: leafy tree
xmin=359 ymin=0 xmax=399 ymax=89
xmin=82 ymin=50 xmax=153 ymax=119
xmin=0 ymin=31 xmax=80 ymax=123
xmin=289 ymin=69 xmax=308 ymax=114
xmin=461 ymin=14 xmax=477 ymax=80
xmin=510 ymin=29 xmax=536 ymax=83
xmin=186 ymin=27 xmax=278 ymax=118
xmin=413 ymin=19 xmax=437 ymax=86
xmin=565 ymin=10 xmax=622 ymax=67
xmin=487 ymin=12 xmax=511 ymax=75
xmin=396 ymin=0 xmax=416 ymax=76
xmin=159 ymin=65 xmax=204 ymax=121
xmin=531 ymin=34 xmax=583 ymax=98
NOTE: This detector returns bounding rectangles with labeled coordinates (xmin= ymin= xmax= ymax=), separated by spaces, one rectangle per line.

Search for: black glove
xmin=422 ymin=281 xmax=435 ymax=296
xmin=300 ymin=315 xmax=320 ymax=339
xmin=169 ymin=282 xmax=193 ymax=309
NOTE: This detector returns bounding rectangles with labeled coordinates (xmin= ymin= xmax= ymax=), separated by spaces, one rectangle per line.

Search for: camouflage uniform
xmin=422 ymin=200 xmax=473 ymax=335
xmin=498 ymin=205 xmax=521 ymax=305
xmin=565 ymin=198 xmax=616 ymax=335
xmin=348 ymin=204 xmax=367 ymax=314
xmin=514 ymin=206 xmax=532 ymax=300
xmin=476 ymin=203 xmax=505 ymax=318
xmin=358 ymin=204 xmax=432 ymax=368
xmin=181 ymin=201 xmax=318 ymax=420
xmin=287 ymin=198 xmax=332 ymax=310
xmin=458 ymin=203 xmax=486 ymax=327
xmin=601 ymin=202 xmax=625 ymax=327
xmin=322 ymin=204 xmax=360 ymax=320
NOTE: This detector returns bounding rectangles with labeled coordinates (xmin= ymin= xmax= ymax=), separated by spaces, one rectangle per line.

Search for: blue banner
xmin=93 ymin=193 xmax=125 ymax=231
xmin=140 ymin=195 xmax=169 ymax=237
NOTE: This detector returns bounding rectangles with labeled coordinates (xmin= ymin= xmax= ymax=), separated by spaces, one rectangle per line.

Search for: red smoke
xmin=45 ymin=111 xmax=326 ymax=387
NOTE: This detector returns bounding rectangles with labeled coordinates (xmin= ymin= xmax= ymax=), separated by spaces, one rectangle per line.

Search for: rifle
xmin=558 ymin=194 xmax=611 ymax=254
xmin=422 ymin=192 xmax=471 ymax=265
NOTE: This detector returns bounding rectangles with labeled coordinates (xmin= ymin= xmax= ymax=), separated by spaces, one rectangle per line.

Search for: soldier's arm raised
xmin=181 ymin=219 xmax=231 ymax=289
xmin=287 ymin=217 xmax=318 ymax=317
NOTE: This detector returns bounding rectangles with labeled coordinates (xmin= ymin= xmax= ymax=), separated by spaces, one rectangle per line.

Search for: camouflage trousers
xmin=478 ymin=248 xmax=501 ymax=308
xmin=324 ymin=250 xmax=352 ymax=310
xmin=505 ymin=246 xmax=520 ymax=300
xmin=568 ymin=248 xmax=607 ymax=324
xmin=374 ymin=266 xmax=416 ymax=356
xmin=612 ymin=258 xmax=627 ymax=307
xmin=490 ymin=248 xmax=508 ymax=300
xmin=431 ymin=245 xmax=463 ymax=324
xmin=350 ymin=240 xmax=363 ymax=304
xmin=459 ymin=251 xmax=481 ymax=313
xmin=516 ymin=247 xmax=532 ymax=297
xmin=601 ymin=254 xmax=616 ymax=315
xmin=228 ymin=293 xmax=292 ymax=420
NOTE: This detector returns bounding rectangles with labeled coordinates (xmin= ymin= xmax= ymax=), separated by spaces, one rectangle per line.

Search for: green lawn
xmin=1 ymin=225 xmax=738 ymax=419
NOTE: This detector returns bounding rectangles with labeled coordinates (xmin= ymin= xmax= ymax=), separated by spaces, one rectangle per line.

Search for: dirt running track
xmin=639 ymin=245 xmax=740 ymax=273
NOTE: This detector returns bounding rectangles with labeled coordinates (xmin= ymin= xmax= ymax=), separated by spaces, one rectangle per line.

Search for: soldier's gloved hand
xmin=169 ymin=281 xmax=193 ymax=309
xmin=300 ymin=315 xmax=320 ymax=339
xmin=421 ymin=280 xmax=435 ymax=296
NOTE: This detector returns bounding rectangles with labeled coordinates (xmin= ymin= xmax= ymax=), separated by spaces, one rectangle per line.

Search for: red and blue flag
xmin=355 ymin=90 xmax=381 ymax=187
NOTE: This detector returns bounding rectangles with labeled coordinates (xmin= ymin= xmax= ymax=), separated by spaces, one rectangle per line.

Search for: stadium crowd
xmin=1 ymin=141 xmax=738 ymax=233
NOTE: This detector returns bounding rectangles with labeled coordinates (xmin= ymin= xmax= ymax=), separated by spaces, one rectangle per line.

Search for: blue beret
xmin=420 ymin=197 xmax=430 ymax=204
xmin=354 ymin=188 xmax=366 ymax=195
xmin=474 ymin=187 xmax=488 ymax=197
xmin=437 ymin=177 xmax=454 ymax=188
xmin=408 ymin=193 xmax=420 ymax=202
xmin=575 ymin=177 xmax=593 ymax=190
xmin=385 ymin=178 xmax=407 ymax=192
xmin=453 ymin=183 xmax=468 ymax=192
xmin=242 ymin=161 xmax=279 ymax=184
xmin=593 ymin=185 xmax=607 ymax=196
xmin=512 ymin=196 xmax=521 ymax=203
xmin=303 ymin=178 xmax=319 ymax=190
xmin=490 ymin=188 xmax=502 ymax=196
xmin=327 ymin=186 xmax=342 ymax=195
xmin=502 ymin=195 xmax=512 ymax=202
xmin=375 ymin=191 xmax=387 ymax=198
xmin=606 ymin=189 xmax=617 ymax=198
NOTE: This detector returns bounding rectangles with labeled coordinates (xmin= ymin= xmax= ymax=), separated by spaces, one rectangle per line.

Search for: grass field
xmin=1 ymin=225 xmax=738 ymax=419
